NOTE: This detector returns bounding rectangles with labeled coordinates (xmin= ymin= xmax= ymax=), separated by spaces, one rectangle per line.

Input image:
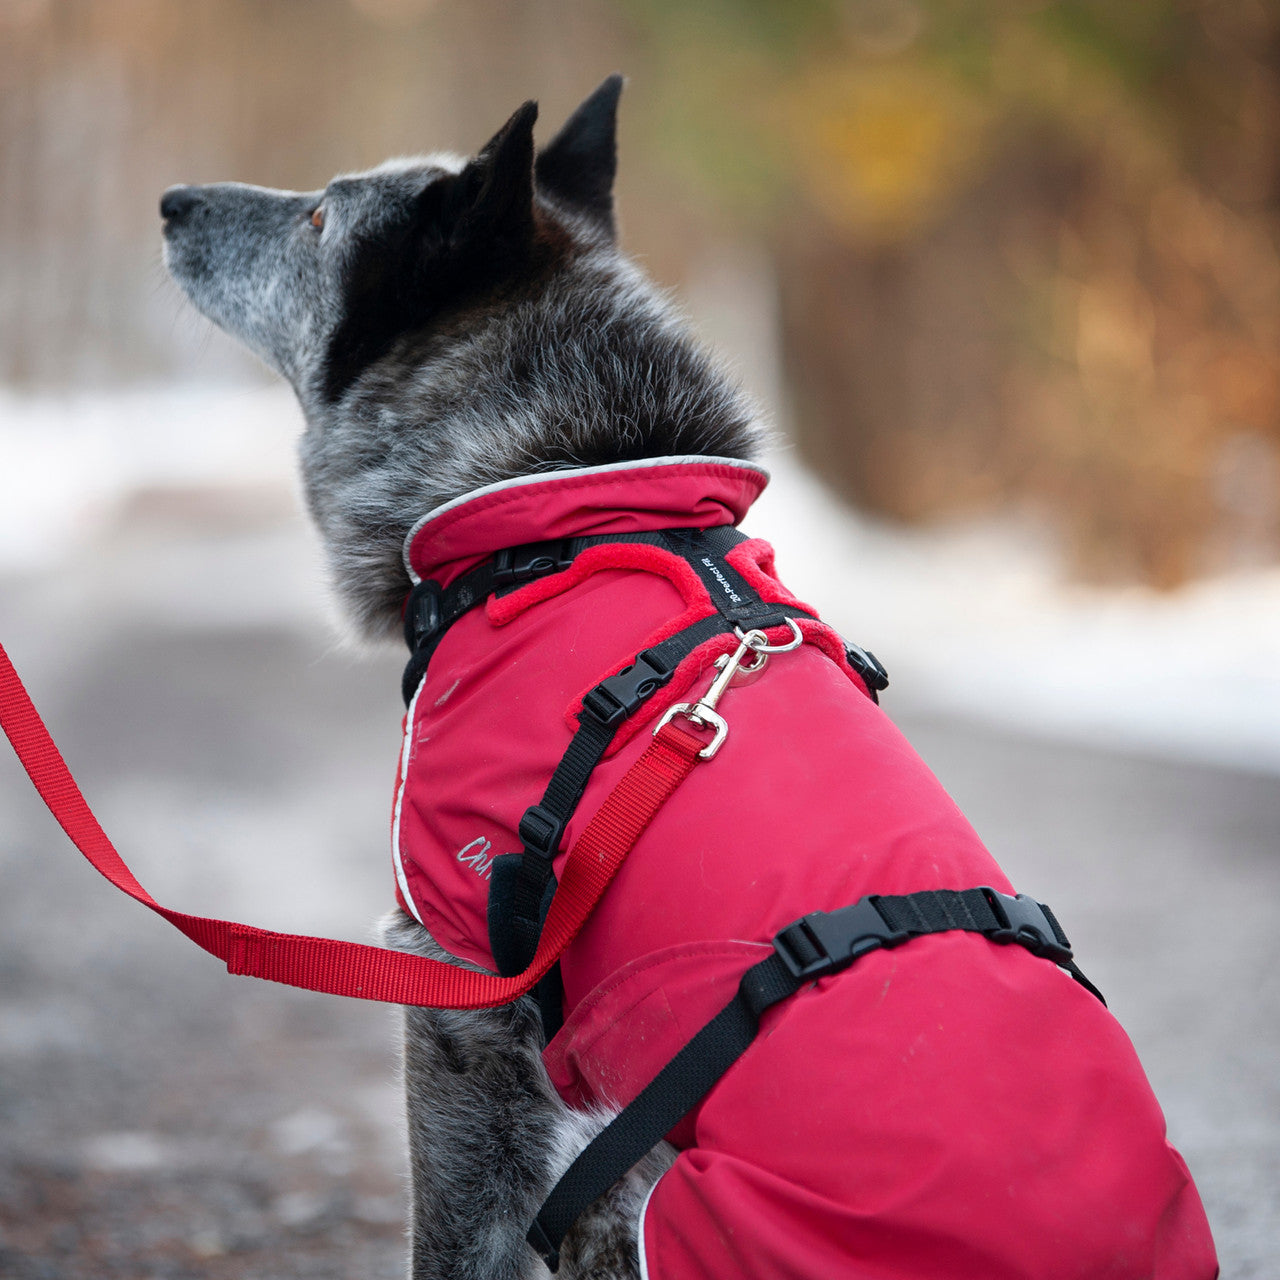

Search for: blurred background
xmin=1 ymin=2 xmax=1277 ymax=1277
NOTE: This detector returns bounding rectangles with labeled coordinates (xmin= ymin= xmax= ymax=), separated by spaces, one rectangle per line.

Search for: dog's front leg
xmin=385 ymin=909 xmax=564 ymax=1279
xmin=401 ymin=998 xmax=563 ymax=1280
xmin=385 ymin=909 xmax=669 ymax=1280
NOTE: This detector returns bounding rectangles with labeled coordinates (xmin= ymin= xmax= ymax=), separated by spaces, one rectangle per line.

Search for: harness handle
xmin=0 ymin=640 xmax=707 ymax=1010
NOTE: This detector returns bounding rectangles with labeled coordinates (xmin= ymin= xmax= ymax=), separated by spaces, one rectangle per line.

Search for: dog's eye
xmin=309 ymin=206 xmax=325 ymax=231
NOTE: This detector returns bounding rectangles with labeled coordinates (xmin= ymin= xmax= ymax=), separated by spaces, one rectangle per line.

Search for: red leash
xmin=0 ymin=640 xmax=706 ymax=1009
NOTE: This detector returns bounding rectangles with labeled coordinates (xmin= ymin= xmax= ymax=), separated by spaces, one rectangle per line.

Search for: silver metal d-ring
xmin=736 ymin=618 xmax=804 ymax=654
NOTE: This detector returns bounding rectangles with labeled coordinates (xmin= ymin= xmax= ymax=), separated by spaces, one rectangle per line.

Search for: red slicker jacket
xmin=393 ymin=457 xmax=1217 ymax=1280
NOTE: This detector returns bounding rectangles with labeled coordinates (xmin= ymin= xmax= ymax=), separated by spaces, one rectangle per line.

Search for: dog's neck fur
xmin=298 ymin=244 xmax=764 ymax=641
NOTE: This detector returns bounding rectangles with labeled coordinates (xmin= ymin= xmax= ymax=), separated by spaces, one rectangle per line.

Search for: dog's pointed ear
xmin=536 ymin=75 xmax=624 ymax=237
xmin=455 ymin=99 xmax=538 ymax=245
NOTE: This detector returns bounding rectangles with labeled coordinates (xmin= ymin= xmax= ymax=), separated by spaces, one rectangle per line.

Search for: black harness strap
xmin=486 ymin=612 xmax=736 ymax=980
xmin=660 ymin=526 xmax=794 ymax=630
xmin=527 ymin=887 xmax=1105 ymax=1272
xmin=492 ymin=530 xmax=828 ymax=1014
xmin=487 ymin=613 xmax=735 ymax=1037
xmin=400 ymin=523 xmax=874 ymax=1041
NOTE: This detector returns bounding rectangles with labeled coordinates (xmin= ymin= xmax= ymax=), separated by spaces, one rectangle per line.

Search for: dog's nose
xmin=160 ymin=185 xmax=199 ymax=223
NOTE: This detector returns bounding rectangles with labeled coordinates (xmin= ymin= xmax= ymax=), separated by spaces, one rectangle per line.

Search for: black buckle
xmin=403 ymin=579 xmax=444 ymax=653
xmin=518 ymin=804 xmax=564 ymax=860
xmin=580 ymin=649 xmax=676 ymax=727
xmin=492 ymin=538 xmax=577 ymax=589
xmin=844 ymin=642 xmax=889 ymax=697
xmin=772 ymin=897 xmax=910 ymax=981
xmin=982 ymin=889 xmax=1073 ymax=964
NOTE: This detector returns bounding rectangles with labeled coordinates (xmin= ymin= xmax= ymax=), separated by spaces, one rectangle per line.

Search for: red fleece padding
xmin=480 ymin=535 xmax=873 ymax=751
xmin=725 ymin=538 xmax=819 ymax=618
xmin=727 ymin=540 xmax=873 ymax=700
xmin=485 ymin=542 xmax=713 ymax=626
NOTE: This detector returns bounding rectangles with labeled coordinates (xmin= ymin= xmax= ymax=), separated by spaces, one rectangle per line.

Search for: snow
xmin=748 ymin=451 xmax=1280 ymax=776
xmin=3 ymin=383 xmax=1277 ymax=774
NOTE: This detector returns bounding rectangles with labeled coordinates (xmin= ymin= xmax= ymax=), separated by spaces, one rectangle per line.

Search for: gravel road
xmin=1 ymin=511 xmax=1274 ymax=1278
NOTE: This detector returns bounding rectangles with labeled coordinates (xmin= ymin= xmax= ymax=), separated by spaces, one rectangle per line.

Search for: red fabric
xmin=406 ymin=459 xmax=766 ymax=589
xmin=397 ymin=459 xmax=1216 ymax=1279
xmin=0 ymin=638 xmax=706 ymax=1009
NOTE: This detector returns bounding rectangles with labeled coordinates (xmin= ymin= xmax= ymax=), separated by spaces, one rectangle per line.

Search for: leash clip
xmin=654 ymin=620 xmax=803 ymax=759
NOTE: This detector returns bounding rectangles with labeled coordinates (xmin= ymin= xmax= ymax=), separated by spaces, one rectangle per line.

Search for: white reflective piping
xmin=401 ymin=455 xmax=771 ymax=582
xmin=390 ymin=680 xmax=426 ymax=924
xmin=637 ymin=1169 xmax=664 ymax=1280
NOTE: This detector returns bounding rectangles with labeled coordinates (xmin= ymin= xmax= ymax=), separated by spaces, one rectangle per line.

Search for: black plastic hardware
xmin=403 ymin=579 xmax=444 ymax=652
xmin=844 ymin=642 xmax=890 ymax=696
xmin=579 ymin=649 xmax=676 ymax=727
xmin=518 ymin=804 xmax=564 ymax=860
xmin=771 ymin=898 xmax=911 ymax=981
xmin=982 ymin=890 xmax=1074 ymax=964
xmin=532 ymin=884 xmax=1101 ymax=1270
xmin=492 ymin=539 xmax=578 ymax=589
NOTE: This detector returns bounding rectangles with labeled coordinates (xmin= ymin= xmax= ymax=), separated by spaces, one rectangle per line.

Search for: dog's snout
xmin=160 ymin=185 xmax=199 ymax=224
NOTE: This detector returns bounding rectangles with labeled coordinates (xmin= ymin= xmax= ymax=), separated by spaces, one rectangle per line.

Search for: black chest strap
xmin=527 ymin=886 xmax=1105 ymax=1272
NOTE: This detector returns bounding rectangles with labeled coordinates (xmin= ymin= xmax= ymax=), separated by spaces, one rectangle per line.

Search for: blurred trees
xmin=624 ymin=0 xmax=1280 ymax=583
xmin=2 ymin=0 xmax=1276 ymax=583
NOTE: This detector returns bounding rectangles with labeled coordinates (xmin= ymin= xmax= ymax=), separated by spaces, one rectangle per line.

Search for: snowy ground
xmin=3 ymin=383 xmax=1278 ymax=775
xmin=1 ymin=384 xmax=1277 ymax=1275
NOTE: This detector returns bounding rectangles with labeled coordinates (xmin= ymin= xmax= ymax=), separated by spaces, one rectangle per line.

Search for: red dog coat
xmin=393 ymin=457 xmax=1217 ymax=1279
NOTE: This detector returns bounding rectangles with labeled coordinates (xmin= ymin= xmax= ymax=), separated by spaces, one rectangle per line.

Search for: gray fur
xmin=382 ymin=911 xmax=674 ymax=1280
xmin=163 ymin=79 xmax=741 ymax=1278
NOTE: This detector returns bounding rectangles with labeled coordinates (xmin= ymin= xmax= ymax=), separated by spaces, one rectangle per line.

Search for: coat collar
xmin=403 ymin=456 xmax=770 ymax=587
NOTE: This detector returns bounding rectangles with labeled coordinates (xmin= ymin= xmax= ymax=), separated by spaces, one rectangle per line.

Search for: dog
xmin=162 ymin=77 xmax=1216 ymax=1280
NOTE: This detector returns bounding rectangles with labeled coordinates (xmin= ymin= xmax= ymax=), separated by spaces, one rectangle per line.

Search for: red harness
xmin=0 ymin=456 xmax=1217 ymax=1279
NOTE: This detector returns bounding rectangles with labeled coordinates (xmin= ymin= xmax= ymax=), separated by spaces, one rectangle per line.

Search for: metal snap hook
xmin=653 ymin=617 xmax=806 ymax=760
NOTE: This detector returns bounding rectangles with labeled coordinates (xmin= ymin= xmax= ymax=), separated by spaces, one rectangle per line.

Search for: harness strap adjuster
xmin=403 ymin=579 xmax=444 ymax=652
xmin=982 ymin=889 xmax=1074 ymax=965
xmin=771 ymin=898 xmax=911 ymax=982
xmin=580 ymin=648 xmax=677 ymax=728
xmin=844 ymin=641 xmax=890 ymax=696
xmin=518 ymin=804 xmax=564 ymax=860
xmin=492 ymin=538 xmax=578 ymax=589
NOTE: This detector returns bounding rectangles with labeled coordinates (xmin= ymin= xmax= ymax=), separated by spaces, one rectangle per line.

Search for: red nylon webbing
xmin=0 ymin=640 xmax=706 ymax=1009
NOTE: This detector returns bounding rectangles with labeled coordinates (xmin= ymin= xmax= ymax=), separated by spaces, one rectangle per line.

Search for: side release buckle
xmin=403 ymin=579 xmax=444 ymax=652
xmin=982 ymin=889 xmax=1074 ymax=964
xmin=772 ymin=897 xmax=910 ymax=981
xmin=580 ymin=649 xmax=676 ymax=727
xmin=492 ymin=539 xmax=577 ymax=590
xmin=843 ymin=641 xmax=889 ymax=699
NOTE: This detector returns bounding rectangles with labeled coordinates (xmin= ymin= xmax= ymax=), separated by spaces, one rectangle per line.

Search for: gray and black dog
xmin=163 ymin=77 xmax=755 ymax=1279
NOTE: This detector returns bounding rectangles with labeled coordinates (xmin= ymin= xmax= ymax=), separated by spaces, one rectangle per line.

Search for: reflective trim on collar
xmin=391 ymin=678 xmax=427 ymax=925
xmin=401 ymin=455 xmax=770 ymax=581
xmin=637 ymin=1168 xmax=664 ymax=1280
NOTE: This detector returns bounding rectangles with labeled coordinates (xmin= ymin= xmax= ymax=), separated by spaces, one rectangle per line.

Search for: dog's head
xmin=162 ymin=76 xmax=759 ymax=640
xmin=161 ymin=76 xmax=624 ymax=406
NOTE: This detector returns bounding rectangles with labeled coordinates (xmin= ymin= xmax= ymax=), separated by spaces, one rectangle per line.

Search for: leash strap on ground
xmin=0 ymin=639 xmax=707 ymax=1010
xmin=528 ymin=886 xmax=1105 ymax=1272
